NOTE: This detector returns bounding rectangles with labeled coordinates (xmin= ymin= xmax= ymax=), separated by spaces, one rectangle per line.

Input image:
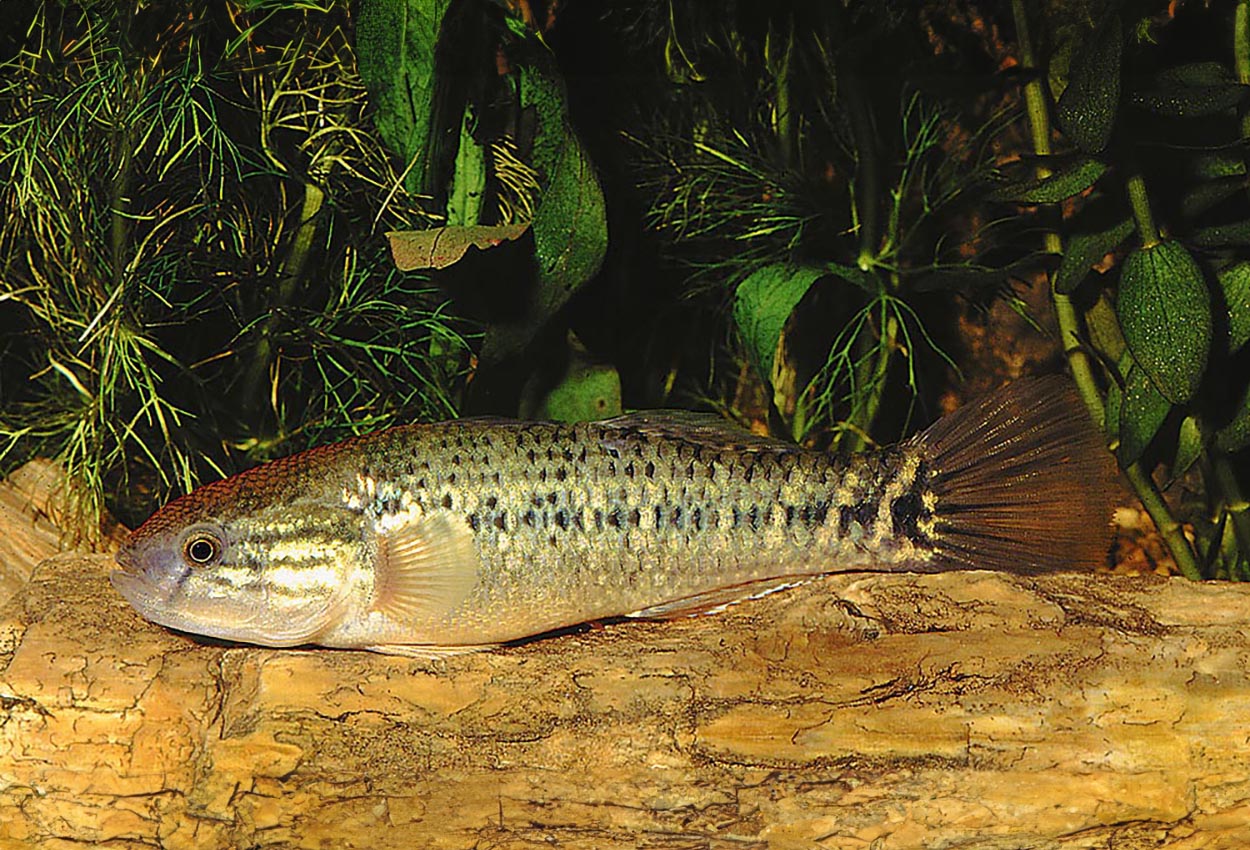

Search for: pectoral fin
xmin=372 ymin=512 xmax=480 ymax=622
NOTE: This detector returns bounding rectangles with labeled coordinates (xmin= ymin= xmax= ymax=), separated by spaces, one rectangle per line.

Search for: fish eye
xmin=183 ymin=532 xmax=222 ymax=566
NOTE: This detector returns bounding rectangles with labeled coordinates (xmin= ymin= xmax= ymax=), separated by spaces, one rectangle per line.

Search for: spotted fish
xmin=111 ymin=377 xmax=1115 ymax=657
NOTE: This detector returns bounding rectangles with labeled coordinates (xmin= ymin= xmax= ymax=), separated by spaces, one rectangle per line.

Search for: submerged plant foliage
xmin=627 ymin=2 xmax=1021 ymax=447
xmin=1 ymin=0 xmax=1246 ymax=582
xmin=1003 ymin=0 xmax=1250 ymax=579
xmin=0 ymin=2 xmax=469 ymax=532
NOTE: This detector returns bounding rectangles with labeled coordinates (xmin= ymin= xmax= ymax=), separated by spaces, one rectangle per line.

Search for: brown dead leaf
xmin=386 ymin=223 xmax=531 ymax=271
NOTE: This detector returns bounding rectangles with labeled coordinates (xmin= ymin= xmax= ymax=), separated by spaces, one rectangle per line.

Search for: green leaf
xmin=1054 ymin=217 xmax=1134 ymax=294
xmin=1215 ymin=382 xmax=1250 ymax=452
xmin=446 ymin=107 xmax=486 ymax=227
xmin=537 ymin=363 xmax=621 ymax=422
xmin=992 ymin=157 xmax=1108 ymax=204
xmin=734 ymin=264 xmax=828 ymax=382
xmin=1180 ymin=176 xmax=1248 ymax=220
xmin=1056 ymin=11 xmax=1123 ymax=154
xmin=1117 ymin=239 xmax=1211 ymax=404
xmin=519 ymin=55 xmax=567 ymax=184
xmin=480 ymin=59 xmax=607 ymax=364
xmin=826 ymin=262 xmax=877 ymax=294
xmin=1173 ymin=414 xmax=1203 ymax=478
xmin=1218 ymin=262 xmax=1250 ymax=353
xmin=530 ymin=132 xmax=607 ymax=311
xmin=1191 ymin=219 xmax=1250 ymax=249
xmin=1105 ymin=362 xmax=1123 ymax=440
xmin=356 ymin=0 xmax=452 ymax=195
xmin=1130 ymin=62 xmax=1249 ymax=119
xmin=1118 ymin=363 xmax=1171 ymax=465
xmin=521 ymin=335 xmax=622 ymax=422
xmin=1190 ymin=153 xmax=1247 ymax=181
xmin=1158 ymin=61 xmax=1235 ymax=87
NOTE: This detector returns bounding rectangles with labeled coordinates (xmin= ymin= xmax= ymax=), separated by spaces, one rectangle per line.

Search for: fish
xmin=111 ymin=376 xmax=1115 ymax=658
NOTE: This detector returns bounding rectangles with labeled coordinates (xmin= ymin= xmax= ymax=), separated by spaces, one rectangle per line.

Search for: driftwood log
xmin=1 ymin=462 xmax=1249 ymax=848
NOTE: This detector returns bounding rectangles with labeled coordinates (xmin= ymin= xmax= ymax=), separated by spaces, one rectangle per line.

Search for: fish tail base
xmin=914 ymin=376 xmax=1117 ymax=574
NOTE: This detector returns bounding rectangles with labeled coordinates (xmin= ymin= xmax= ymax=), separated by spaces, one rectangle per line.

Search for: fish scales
xmin=112 ymin=377 xmax=1116 ymax=657
xmin=278 ymin=419 xmax=917 ymax=646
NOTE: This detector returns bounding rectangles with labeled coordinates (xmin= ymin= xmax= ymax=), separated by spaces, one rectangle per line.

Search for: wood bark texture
xmin=0 ymin=466 xmax=1248 ymax=849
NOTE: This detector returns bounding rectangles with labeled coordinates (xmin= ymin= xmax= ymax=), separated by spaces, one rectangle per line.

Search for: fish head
xmin=112 ymin=479 xmax=365 ymax=647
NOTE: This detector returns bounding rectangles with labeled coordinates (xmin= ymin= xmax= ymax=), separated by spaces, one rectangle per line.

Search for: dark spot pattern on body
xmin=811 ymin=500 xmax=830 ymax=525
xmin=854 ymin=499 xmax=878 ymax=529
xmin=890 ymin=461 xmax=934 ymax=545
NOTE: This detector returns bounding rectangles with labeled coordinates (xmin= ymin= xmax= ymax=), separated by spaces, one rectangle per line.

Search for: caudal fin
xmin=916 ymin=376 xmax=1117 ymax=574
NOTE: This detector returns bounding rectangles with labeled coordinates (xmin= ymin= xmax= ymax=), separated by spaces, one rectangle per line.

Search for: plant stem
xmin=864 ymin=305 xmax=898 ymax=439
xmin=1211 ymin=450 xmax=1250 ymax=566
xmin=841 ymin=66 xmax=879 ymax=271
xmin=772 ymin=16 xmax=795 ymax=165
xmin=833 ymin=6 xmax=890 ymax=452
xmin=1235 ymin=0 xmax=1250 ymax=138
xmin=1125 ymin=173 xmax=1160 ymax=249
xmin=1010 ymin=0 xmax=1103 ymax=424
xmin=1122 ymin=463 xmax=1203 ymax=580
xmin=241 ymin=181 xmax=325 ymax=432
xmin=1010 ymin=0 xmax=1203 ymax=580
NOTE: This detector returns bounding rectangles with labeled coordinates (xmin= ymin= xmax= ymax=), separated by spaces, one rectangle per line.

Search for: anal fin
xmin=363 ymin=642 xmax=499 ymax=659
xmin=626 ymin=576 xmax=812 ymax=620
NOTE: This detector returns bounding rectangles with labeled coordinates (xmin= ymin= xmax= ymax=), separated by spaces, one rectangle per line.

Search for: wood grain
xmin=2 ymin=550 xmax=1249 ymax=849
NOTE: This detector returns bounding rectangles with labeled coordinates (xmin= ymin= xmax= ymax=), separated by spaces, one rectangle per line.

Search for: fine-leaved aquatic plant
xmin=0 ymin=1 xmax=470 ymax=533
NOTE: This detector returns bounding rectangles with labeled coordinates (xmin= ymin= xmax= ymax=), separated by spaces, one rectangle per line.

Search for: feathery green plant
xmin=630 ymin=3 xmax=1017 ymax=447
xmin=0 ymin=2 xmax=469 ymax=534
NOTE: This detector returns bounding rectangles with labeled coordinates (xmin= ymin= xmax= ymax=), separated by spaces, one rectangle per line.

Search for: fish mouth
xmin=110 ymin=553 xmax=172 ymax=615
xmin=109 ymin=558 xmax=242 ymax=644
xmin=110 ymin=543 xmax=188 ymax=620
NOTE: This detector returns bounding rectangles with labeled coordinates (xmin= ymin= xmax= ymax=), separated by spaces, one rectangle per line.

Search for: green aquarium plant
xmin=624 ymin=1 xmax=1022 ymax=448
xmin=1006 ymin=0 xmax=1250 ymax=579
xmin=355 ymin=0 xmax=609 ymax=373
xmin=0 ymin=1 xmax=470 ymax=534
